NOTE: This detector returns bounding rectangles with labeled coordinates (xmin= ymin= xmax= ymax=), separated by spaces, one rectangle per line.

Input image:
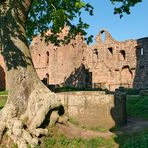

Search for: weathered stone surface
xmin=56 ymin=91 xmax=126 ymax=129
xmin=1 ymin=29 xmax=148 ymax=90
xmin=30 ymin=29 xmax=148 ymax=91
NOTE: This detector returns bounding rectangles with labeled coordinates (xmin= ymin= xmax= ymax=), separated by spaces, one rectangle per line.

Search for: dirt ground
xmin=56 ymin=117 xmax=148 ymax=139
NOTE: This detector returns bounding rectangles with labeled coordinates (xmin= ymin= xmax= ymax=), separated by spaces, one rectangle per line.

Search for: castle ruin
xmin=1 ymin=29 xmax=148 ymax=91
xmin=31 ymin=29 xmax=148 ymax=91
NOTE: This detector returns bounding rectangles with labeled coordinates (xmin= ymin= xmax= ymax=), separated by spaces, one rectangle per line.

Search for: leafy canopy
xmin=111 ymin=0 xmax=142 ymax=18
xmin=26 ymin=0 xmax=94 ymax=45
xmin=25 ymin=0 xmax=143 ymax=45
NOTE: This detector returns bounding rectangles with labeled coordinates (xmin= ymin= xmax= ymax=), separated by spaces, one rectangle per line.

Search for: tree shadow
xmin=0 ymin=65 xmax=6 ymax=90
xmin=0 ymin=1 xmax=33 ymax=71
xmin=64 ymin=64 xmax=92 ymax=88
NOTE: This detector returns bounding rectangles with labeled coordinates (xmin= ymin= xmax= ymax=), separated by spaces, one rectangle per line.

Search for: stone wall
xmin=31 ymin=29 xmax=148 ymax=90
xmin=1 ymin=29 xmax=148 ymax=90
xmin=88 ymin=30 xmax=148 ymax=90
xmin=31 ymin=29 xmax=91 ymax=88
xmin=57 ymin=90 xmax=126 ymax=129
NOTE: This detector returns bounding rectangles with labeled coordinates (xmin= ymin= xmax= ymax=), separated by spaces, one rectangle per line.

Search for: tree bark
xmin=0 ymin=1 xmax=62 ymax=147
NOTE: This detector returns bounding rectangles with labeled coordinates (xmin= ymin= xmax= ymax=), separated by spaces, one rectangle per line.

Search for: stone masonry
xmin=57 ymin=89 xmax=126 ymax=129
xmin=1 ymin=29 xmax=148 ymax=90
xmin=31 ymin=29 xmax=148 ymax=91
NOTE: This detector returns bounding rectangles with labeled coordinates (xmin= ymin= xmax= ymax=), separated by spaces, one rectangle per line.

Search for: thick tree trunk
xmin=0 ymin=1 xmax=62 ymax=147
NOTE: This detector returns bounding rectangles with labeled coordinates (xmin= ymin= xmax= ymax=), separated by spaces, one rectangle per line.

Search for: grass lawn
xmin=0 ymin=90 xmax=8 ymax=96
xmin=0 ymin=91 xmax=7 ymax=109
xmin=0 ymin=98 xmax=7 ymax=109
xmin=41 ymin=135 xmax=116 ymax=148
xmin=0 ymin=90 xmax=148 ymax=147
xmin=39 ymin=126 xmax=117 ymax=148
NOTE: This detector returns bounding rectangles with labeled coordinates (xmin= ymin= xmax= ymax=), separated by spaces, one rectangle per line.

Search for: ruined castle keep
xmin=1 ymin=29 xmax=148 ymax=90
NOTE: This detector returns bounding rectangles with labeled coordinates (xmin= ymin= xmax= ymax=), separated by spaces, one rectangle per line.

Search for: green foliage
xmin=24 ymin=0 xmax=143 ymax=44
xmin=26 ymin=0 xmax=94 ymax=45
xmin=68 ymin=117 xmax=79 ymax=125
xmin=125 ymin=88 xmax=140 ymax=95
xmin=111 ymin=0 xmax=142 ymax=18
xmin=126 ymin=95 xmax=148 ymax=119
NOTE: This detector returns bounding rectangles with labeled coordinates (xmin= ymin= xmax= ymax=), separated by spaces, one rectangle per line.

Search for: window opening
xmin=108 ymin=47 xmax=113 ymax=54
xmin=101 ymin=31 xmax=105 ymax=43
xmin=141 ymin=48 xmax=144 ymax=55
xmin=46 ymin=51 xmax=49 ymax=65
xmin=120 ymin=50 xmax=126 ymax=60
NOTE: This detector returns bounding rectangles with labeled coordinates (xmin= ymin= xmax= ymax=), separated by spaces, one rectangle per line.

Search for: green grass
xmin=0 ymin=90 xmax=7 ymax=108
xmin=0 ymin=90 xmax=8 ymax=96
xmin=0 ymin=89 xmax=148 ymax=148
xmin=68 ymin=117 xmax=79 ymax=126
xmin=0 ymin=97 xmax=7 ymax=109
xmin=114 ymin=130 xmax=148 ymax=148
xmin=0 ymin=91 xmax=7 ymax=109
xmin=126 ymin=95 xmax=148 ymax=119
xmin=91 ymin=127 xmax=108 ymax=132
xmin=41 ymin=135 xmax=116 ymax=148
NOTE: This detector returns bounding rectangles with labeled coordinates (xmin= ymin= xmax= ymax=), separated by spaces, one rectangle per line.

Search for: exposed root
xmin=0 ymin=88 xmax=62 ymax=148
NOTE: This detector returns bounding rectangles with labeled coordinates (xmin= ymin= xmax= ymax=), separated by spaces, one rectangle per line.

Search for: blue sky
xmin=81 ymin=0 xmax=148 ymax=43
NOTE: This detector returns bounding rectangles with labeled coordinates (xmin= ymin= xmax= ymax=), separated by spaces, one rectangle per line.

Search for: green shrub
xmin=115 ymin=131 xmax=148 ymax=148
xmin=126 ymin=95 xmax=148 ymax=119
xmin=125 ymin=88 xmax=140 ymax=95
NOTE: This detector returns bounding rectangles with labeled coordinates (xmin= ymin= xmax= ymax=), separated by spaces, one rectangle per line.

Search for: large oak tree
xmin=0 ymin=0 xmax=142 ymax=147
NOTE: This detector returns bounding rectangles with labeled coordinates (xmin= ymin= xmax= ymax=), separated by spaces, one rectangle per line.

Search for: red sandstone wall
xmin=1 ymin=29 xmax=148 ymax=91
xmin=87 ymin=30 xmax=138 ymax=90
xmin=31 ymin=29 xmax=147 ymax=91
xmin=31 ymin=34 xmax=89 ymax=87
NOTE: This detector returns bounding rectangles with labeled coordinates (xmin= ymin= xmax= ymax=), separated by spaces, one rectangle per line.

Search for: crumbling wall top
xmin=95 ymin=29 xmax=114 ymax=44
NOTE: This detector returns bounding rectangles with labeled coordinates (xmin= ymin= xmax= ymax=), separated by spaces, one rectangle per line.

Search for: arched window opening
xmin=46 ymin=73 xmax=49 ymax=85
xmin=93 ymin=48 xmax=98 ymax=58
xmin=101 ymin=30 xmax=105 ymax=43
xmin=46 ymin=51 xmax=49 ymax=66
xmin=120 ymin=50 xmax=126 ymax=60
xmin=140 ymin=47 xmax=144 ymax=55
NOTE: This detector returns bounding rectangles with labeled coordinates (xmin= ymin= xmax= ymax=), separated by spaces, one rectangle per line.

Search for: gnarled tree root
xmin=0 ymin=89 xmax=64 ymax=148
